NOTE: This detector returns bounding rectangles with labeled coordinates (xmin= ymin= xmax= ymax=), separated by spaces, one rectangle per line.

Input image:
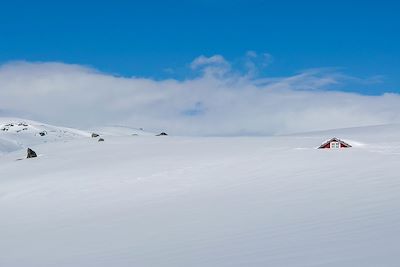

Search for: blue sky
xmin=0 ymin=0 xmax=399 ymax=95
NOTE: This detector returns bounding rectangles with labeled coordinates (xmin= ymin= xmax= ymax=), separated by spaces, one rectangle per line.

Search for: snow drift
xmin=0 ymin=121 xmax=399 ymax=266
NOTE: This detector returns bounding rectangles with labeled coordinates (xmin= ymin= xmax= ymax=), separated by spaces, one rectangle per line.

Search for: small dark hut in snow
xmin=318 ymin=138 xmax=352 ymax=149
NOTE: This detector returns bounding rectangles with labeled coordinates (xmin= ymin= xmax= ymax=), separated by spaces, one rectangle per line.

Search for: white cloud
xmin=190 ymin=55 xmax=229 ymax=69
xmin=244 ymin=51 xmax=274 ymax=77
xmin=0 ymin=59 xmax=399 ymax=136
xmin=246 ymin=50 xmax=258 ymax=58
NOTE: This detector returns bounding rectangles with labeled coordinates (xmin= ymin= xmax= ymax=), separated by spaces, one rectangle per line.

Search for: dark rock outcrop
xmin=91 ymin=133 xmax=100 ymax=138
xmin=156 ymin=132 xmax=168 ymax=136
xmin=27 ymin=148 xmax=37 ymax=158
xmin=98 ymin=138 xmax=105 ymax=142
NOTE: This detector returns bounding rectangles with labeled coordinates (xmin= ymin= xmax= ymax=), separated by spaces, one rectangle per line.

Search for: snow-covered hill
xmin=0 ymin=118 xmax=90 ymax=154
xmin=0 ymin=118 xmax=155 ymax=155
xmin=1 ymin=123 xmax=400 ymax=266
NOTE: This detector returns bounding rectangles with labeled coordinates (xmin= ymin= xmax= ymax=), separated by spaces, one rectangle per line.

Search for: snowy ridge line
xmin=0 ymin=117 xmax=162 ymax=155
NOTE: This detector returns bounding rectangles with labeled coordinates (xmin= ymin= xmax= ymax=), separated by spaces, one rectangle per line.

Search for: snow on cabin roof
xmin=318 ymin=137 xmax=352 ymax=149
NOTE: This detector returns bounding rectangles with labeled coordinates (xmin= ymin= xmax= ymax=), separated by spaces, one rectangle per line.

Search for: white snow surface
xmin=1 ymin=121 xmax=400 ymax=266
xmin=0 ymin=118 xmax=90 ymax=154
xmin=0 ymin=118 xmax=153 ymax=155
xmin=90 ymin=125 xmax=154 ymax=137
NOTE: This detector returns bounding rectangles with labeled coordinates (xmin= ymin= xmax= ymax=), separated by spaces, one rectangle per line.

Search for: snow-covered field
xmin=1 ymin=119 xmax=400 ymax=266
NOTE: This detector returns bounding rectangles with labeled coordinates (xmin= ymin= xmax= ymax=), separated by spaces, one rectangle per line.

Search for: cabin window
xmin=330 ymin=142 xmax=340 ymax=149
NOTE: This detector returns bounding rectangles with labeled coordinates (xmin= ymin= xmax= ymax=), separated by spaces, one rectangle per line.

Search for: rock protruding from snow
xmin=156 ymin=132 xmax=168 ymax=136
xmin=98 ymin=138 xmax=105 ymax=142
xmin=26 ymin=148 xmax=37 ymax=158
xmin=91 ymin=133 xmax=100 ymax=138
xmin=38 ymin=131 xmax=47 ymax=137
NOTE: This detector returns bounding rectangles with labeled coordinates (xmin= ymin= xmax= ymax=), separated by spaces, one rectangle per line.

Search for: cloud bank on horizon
xmin=0 ymin=54 xmax=399 ymax=136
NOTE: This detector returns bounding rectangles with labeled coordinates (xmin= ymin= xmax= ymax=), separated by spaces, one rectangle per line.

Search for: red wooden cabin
xmin=318 ymin=137 xmax=352 ymax=149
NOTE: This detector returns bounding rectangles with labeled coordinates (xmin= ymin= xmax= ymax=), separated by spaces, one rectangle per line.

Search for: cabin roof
xmin=318 ymin=137 xmax=352 ymax=149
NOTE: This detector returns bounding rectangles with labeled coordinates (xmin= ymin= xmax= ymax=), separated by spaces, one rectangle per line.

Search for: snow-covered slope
xmin=1 ymin=124 xmax=400 ymax=266
xmin=90 ymin=125 xmax=154 ymax=136
xmin=0 ymin=118 xmax=90 ymax=154
xmin=0 ymin=117 xmax=157 ymax=156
